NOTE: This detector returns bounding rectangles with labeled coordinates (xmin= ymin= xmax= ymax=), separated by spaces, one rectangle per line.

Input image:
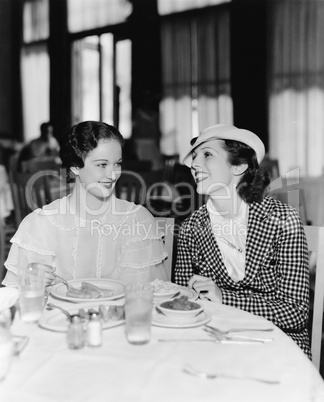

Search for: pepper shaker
xmin=87 ymin=312 xmax=102 ymax=347
xmin=67 ymin=315 xmax=85 ymax=350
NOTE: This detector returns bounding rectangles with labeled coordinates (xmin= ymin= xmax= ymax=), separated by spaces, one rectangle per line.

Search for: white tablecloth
xmin=1 ymin=296 xmax=324 ymax=402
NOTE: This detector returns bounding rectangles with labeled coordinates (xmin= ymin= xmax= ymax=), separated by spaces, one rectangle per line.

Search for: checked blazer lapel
xmin=242 ymin=198 xmax=282 ymax=286
xmin=195 ymin=206 xmax=237 ymax=288
xmin=193 ymin=198 xmax=282 ymax=289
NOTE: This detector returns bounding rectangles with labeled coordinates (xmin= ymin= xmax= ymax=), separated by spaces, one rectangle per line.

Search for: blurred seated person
xmin=18 ymin=122 xmax=60 ymax=167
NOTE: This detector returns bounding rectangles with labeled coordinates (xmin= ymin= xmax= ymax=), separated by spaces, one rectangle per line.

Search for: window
xmin=71 ymin=34 xmax=132 ymax=138
xmin=21 ymin=0 xmax=50 ymax=141
xmin=159 ymin=6 xmax=233 ymax=159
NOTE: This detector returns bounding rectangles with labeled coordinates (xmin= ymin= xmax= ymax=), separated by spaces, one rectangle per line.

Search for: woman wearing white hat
xmin=174 ymin=124 xmax=310 ymax=358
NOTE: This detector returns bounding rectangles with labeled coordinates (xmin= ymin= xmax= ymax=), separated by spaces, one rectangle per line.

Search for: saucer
xmin=152 ymin=310 xmax=211 ymax=328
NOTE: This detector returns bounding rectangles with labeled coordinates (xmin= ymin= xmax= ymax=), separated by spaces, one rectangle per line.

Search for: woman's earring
xmin=70 ymin=167 xmax=79 ymax=176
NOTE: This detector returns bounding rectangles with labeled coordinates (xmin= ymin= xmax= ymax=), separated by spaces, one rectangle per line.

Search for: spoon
xmin=46 ymin=303 xmax=72 ymax=320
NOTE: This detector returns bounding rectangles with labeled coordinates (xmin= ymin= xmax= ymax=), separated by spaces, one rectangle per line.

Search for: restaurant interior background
xmin=0 ymin=0 xmax=324 ymax=375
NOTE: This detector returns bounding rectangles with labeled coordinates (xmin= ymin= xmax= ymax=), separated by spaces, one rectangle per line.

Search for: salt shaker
xmin=67 ymin=315 xmax=85 ymax=350
xmin=87 ymin=312 xmax=102 ymax=347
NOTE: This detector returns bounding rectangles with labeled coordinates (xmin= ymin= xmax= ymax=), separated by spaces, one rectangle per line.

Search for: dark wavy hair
xmin=60 ymin=121 xmax=125 ymax=183
xmin=222 ymin=140 xmax=270 ymax=203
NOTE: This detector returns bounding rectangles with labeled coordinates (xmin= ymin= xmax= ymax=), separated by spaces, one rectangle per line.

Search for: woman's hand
xmin=188 ymin=274 xmax=222 ymax=303
xmin=41 ymin=265 xmax=56 ymax=286
xmin=29 ymin=263 xmax=56 ymax=286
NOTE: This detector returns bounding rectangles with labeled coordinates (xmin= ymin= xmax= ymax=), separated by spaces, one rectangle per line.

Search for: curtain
xmin=23 ymin=0 xmax=49 ymax=43
xmin=159 ymin=6 xmax=232 ymax=161
xmin=268 ymin=0 xmax=324 ymax=177
xmin=21 ymin=44 xmax=50 ymax=142
xmin=196 ymin=8 xmax=232 ymax=130
xmin=21 ymin=0 xmax=50 ymax=141
xmin=160 ymin=16 xmax=192 ymax=158
xmin=68 ymin=0 xmax=132 ymax=33
xmin=71 ymin=40 xmax=83 ymax=125
xmin=158 ymin=0 xmax=231 ymax=15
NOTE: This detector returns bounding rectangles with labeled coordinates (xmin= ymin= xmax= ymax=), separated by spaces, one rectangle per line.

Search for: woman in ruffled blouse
xmin=3 ymin=121 xmax=168 ymax=286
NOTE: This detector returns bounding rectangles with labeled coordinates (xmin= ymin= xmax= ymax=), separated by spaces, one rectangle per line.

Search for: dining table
xmin=1 ymin=290 xmax=324 ymax=402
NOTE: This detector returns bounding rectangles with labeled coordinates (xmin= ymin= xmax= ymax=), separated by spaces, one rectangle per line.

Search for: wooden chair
xmin=260 ymin=155 xmax=280 ymax=180
xmin=162 ymin=156 xmax=179 ymax=183
xmin=115 ymin=170 xmax=163 ymax=207
xmin=115 ymin=171 xmax=146 ymax=205
xmin=155 ymin=217 xmax=175 ymax=281
xmin=9 ymin=170 xmax=56 ymax=226
xmin=0 ymin=218 xmax=16 ymax=282
xmin=21 ymin=156 xmax=61 ymax=173
xmin=304 ymin=225 xmax=324 ymax=370
xmin=268 ymin=187 xmax=308 ymax=225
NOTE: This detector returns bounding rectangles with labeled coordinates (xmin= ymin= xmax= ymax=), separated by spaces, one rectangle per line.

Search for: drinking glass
xmin=18 ymin=264 xmax=46 ymax=323
xmin=125 ymin=283 xmax=153 ymax=345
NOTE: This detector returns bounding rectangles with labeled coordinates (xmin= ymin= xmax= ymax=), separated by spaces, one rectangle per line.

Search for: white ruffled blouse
xmin=3 ymin=195 xmax=168 ymax=287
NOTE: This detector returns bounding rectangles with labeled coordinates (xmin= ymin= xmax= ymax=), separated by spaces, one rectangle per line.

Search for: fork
xmin=52 ymin=273 xmax=74 ymax=291
xmin=203 ymin=327 xmax=273 ymax=343
xmin=183 ymin=365 xmax=280 ymax=384
xmin=46 ymin=303 xmax=72 ymax=320
xmin=204 ymin=324 xmax=274 ymax=335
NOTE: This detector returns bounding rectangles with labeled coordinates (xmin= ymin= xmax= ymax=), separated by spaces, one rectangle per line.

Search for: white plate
xmin=39 ymin=302 xmax=125 ymax=332
xmin=154 ymin=286 xmax=198 ymax=303
xmin=50 ymin=279 xmax=125 ymax=303
xmin=152 ymin=310 xmax=211 ymax=328
xmin=153 ymin=289 xmax=179 ymax=300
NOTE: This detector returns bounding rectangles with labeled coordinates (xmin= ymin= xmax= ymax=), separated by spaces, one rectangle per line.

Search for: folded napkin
xmin=0 ymin=287 xmax=19 ymax=312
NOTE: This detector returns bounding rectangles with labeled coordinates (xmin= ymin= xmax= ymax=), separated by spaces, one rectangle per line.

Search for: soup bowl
xmin=157 ymin=296 xmax=204 ymax=321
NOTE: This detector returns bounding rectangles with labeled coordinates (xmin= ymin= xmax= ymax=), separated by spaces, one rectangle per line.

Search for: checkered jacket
xmin=175 ymin=196 xmax=311 ymax=357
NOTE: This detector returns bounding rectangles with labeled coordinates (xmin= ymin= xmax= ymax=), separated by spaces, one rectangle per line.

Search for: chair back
xmin=9 ymin=171 xmax=54 ymax=225
xmin=21 ymin=157 xmax=60 ymax=173
xmin=155 ymin=217 xmax=175 ymax=281
xmin=0 ymin=218 xmax=5 ymax=281
xmin=260 ymin=156 xmax=280 ymax=180
xmin=269 ymin=186 xmax=308 ymax=225
xmin=0 ymin=218 xmax=16 ymax=282
xmin=115 ymin=172 xmax=146 ymax=205
xmin=115 ymin=170 xmax=163 ymax=207
xmin=304 ymin=225 xmax=324 ymax=370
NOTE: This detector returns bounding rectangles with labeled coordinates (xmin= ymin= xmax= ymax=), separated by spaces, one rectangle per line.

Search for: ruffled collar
xmin=39 ymin=195 xmax=141 ymax=230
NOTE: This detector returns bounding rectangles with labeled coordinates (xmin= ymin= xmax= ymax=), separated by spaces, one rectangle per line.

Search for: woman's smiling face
xmin=74 ymin=139 xmax=122 ymax=200
xmin=191 ymin=140 xmax=236 ymax=196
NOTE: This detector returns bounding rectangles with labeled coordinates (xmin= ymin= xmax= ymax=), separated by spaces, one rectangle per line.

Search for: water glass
xmin=18 ymin=264 xmax=45 ymax=324
xmin=125 ymin=283 xmax=153 ymax=345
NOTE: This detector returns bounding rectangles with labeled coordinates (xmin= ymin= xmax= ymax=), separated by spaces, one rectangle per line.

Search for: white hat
xmin=183 ymin=124 xmax=265 ymax=167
